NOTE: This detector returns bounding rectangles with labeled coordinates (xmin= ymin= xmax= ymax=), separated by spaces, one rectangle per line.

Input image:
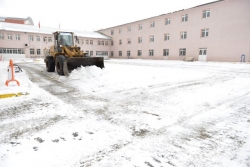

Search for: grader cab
xmin=44 ymin=31 xmax=104 ymax=76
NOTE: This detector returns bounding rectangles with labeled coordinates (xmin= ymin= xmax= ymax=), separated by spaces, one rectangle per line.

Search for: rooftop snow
xmin=0 ymin=22 xmax=110 ymax=39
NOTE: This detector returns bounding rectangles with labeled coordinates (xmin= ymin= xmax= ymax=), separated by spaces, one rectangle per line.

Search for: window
xmin=181 ymin=31 xmax=187 ymax=39
xmin=43 ymin=36 xmax=47 ymax=42
xmin=149 ymin=50 xmax=154 ymax=56
xmin=127 ymin=50 xmax=130 ymax=57
xmin=111 ymin=41 xmax=113 ymax=46
xmin=119 ymin=40 xmax=122 ymax=45
xmin=82 ymin=39 xmax=84 ymax=44
xmin=48 ymin=37 xmax=52 ymax=42
xmin=86 ymin=51 xmax=89 ymax=56
xmin=138 ymin=37 xmax=142 ymax=43
xmin=7 ymin=34 xmax=12 ymax=40
xmin=13 ymin=48 xmax=17 ymax=54
xmin=150 ymin=21 xmax=155 ymax=27
xmin=111 ymin=30 xmax=114 ymax=35
xmin=203 ymin=10 xmax=210 ymax=18
xmin=0 ymin=33 xmax=4 ymax=39
xmin=37 ymin=49 xmax=41 ymax=55
xmin=119 ymin=28 xmax=122 ymax=34
xmin=149 ymin=36 xmax=154 ymax=42
xmin=138 ymin=50 xmax=142 ymax=56
xmin=98 ymin=41 xmax=101 ymax=45
xmin=7 ymin=48 xmax=13 ymax=54
xmin=179 ymin=48 xmax=186 ymax=56
xmin=201 ymin=29 xmax=209 ymax=37
xmin=110 ymin=51 xmax=114 ymax=56
xmin=127 ymin=26 xmax=131 ymax=32
xmin=182 ymin=14 xmax=188 ymax=22
xmin=36 ymin=36 xmax=40 ymax=41
xmin=86 ymin=40 xmax=89 ymax=45
xmin=29 ymin=35 xmax=33 ymax=41
xmin=15 ymin=34 xmax=20 ymax=40
xmin=199 ymin=48 xmax=207 ymax=55
xmin=119 ymin=51 xmax=122 ymax=56
xmin=90 ymin=51 xmax=93 ymax=56
xmin=30 ymin=48 xmax=34 ymax=54
xmin=105 ymin=41 xmax=108 ymax=45
xmin=96 ymin=51 xmax=108 ymax=56
xmin=165 ymin=18 xmax=171 ymax=25
xmin=138 ymin=24 xmax=143 ymax=30
xmin=164 ymin=34 xmax=170 ymax=41
xmin=101 ymin=41 xmax=104 ymax=45
xmin=90 ymin=40 xmax=93 ymax=45
xmin=127 ymin=38 xmax=131 ymax=44
xmin=163 ymin=49 xmax=169 ymax=56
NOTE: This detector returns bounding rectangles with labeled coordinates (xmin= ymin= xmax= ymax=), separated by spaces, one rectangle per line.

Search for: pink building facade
xmin=99 ymin=0 xmax=250 ymax=62
xmin=0 ymin=23 xmax=111 ymax=60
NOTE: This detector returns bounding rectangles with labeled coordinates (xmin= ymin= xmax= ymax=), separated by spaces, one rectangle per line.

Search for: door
xmin=198 ymin=48 xmax=207 ymax=61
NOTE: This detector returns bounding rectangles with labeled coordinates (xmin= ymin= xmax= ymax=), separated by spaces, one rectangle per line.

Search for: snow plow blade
xmin=67 ymin=57 xmax=104 ymax=71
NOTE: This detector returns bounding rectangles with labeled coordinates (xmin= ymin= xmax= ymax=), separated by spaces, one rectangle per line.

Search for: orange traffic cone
xmin=5 ymin=59 xmax=20 ymax=86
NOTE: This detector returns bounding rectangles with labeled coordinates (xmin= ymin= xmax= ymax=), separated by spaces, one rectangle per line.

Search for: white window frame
xmin=90 ymin=51 xmax=93 ymax=56
xmin=179 ymin=48 xmax=186 ymax=56
xmin=199 ymin=48 xmax=207 ymax=55
xmin=7 ymin=34 xmax=12 ymax=40
xmin=119 ymin=28 xmax=122 ymax=34
xmin=43 ymin=36 xmax=47 ymax=42
xmin=165 ymin=18 xmax=171 ymax=25
xmin=30 ymin=48 xmax=34 ymax=55
xmin=127 ymin=38 xmax=131 ymax=44
xmin=182 ymin=14 xmax=188 ymax=22
xmin=48 ymin=37 xmax=52 ymax=42
xmin=164 ymin=34 xmax=170 ymax=41
xmin=127 ymin=50 xmax=130 ymax=57
xmin=37 ymin=49 xmax=41 ymax=55
xmin=138 ymin=37 xmax=142 ymax=43
xmin=110 ymin=51 xmax=114 ymax=56
xmin=36 ymin=36 xmax=40 ymax=41
xmin=127 ymin=26 xmax=131 ymax=32
xmin=150 ymin=21 xmax=155 ymax=27
xmin=0 ymin=33 xmax=4 ymax=39
xmin=90 ymin=40 xmax=93 ymax=45
xmin=138 ymin=24 xmax=143 ymax=30
xmin=201 ymin=29 xmax=209 ymax=37
xmin=163 ymin=49 xmax=169 ymax=56
xmin=119 ymin=40 xmax=122 ymax=45
xmin=86 ymin=40 xmax=89 ymax=45
xmin=203 ymin=9 xmax=210 ymax=18
xmin=181 ymin=31 xmax=187 ymax=39
xmin=149 ymin=50 xmax=154 ymax=56
xmin=111 ymin=30 xmax=114 ymax=35
xmin=119 ymin=51 xmax=122 ymax=56
xmin=15 ymin=34 xmax=20 ymax=40
xmin=149 ymin=36 xmax=154 ymax=42
xmin=29 ymin=35 xmax=33 ymax=41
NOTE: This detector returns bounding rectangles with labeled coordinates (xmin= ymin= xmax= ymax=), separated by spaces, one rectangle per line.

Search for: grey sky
xmin=0 ymin=0 xmax=217 ymax=31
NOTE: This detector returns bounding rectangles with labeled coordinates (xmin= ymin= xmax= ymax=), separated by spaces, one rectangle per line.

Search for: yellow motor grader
xmin=44 ymin=31 xmax=104 ymax=76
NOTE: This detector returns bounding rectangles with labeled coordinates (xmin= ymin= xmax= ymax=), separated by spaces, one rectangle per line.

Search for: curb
xmin=0 ymin=92 xmax=29 ymax=99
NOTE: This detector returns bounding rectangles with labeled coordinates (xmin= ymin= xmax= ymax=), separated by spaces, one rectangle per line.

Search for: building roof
xmin=0 ymin=16 xmax=34 ymax=25
xmin=0 ymin=22 xmax=111 ymax=39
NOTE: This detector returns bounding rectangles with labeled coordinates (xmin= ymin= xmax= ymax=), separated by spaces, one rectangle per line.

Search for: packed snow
xmin=0 ymin=59 xmax=250 ymax=167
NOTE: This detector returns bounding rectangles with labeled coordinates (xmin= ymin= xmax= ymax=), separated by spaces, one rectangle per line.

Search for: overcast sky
xmin=0 ymin=0 xmax=217 ymax=31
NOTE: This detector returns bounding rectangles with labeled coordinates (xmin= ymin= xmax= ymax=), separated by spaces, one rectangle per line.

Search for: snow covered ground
xmin=0 ymin=59 xmax=250 ymax=167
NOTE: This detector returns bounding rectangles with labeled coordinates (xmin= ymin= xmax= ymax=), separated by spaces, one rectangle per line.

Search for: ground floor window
xmin=179 ymin=48 xmax=186 ymax=56
xmin=163 ymin=49 xmax=169 ymax=56
xmin=30 ymin=48 xmax=34 ymax=54
xmin=119 ymin=51 xmax=122 ymax=56
xmin=110 ymin=51 xmax=113 ymax=56
xmin=138 ymin=50 xmax=142 ymax=56
xmin=90 ymin=51 xmax=93 ymax=56
xmin=199 ymin=48 xmax=207 ymax=55
xmin=37 ymin=49 xmax=41 ymax=55
xmin=127 ymin=50 xmax=130 ymax=57
xmin=149 ymin=50 xmax=154 ymax=56
xmin=96 ymin=51 xmax=108 ymax=56
xmin=0 ymin=48 xmax=24 ymax=54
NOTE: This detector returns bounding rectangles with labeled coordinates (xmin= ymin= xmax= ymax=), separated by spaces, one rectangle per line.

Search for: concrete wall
xmin=99 ymin=0 xmax=250 ymax=62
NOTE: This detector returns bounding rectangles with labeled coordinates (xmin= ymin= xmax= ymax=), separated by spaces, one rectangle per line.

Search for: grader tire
xmin=56 ymin=55 xmax=66 ymax=76
xmin=46 ymin=56 xmax=55 ymax=72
